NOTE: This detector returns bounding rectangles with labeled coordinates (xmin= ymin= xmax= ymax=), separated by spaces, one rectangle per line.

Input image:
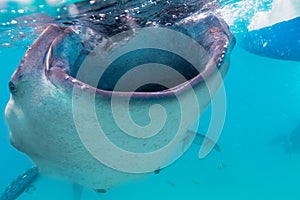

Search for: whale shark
xmin=270 ymin=123 xmax=300 ymax=154
xmin=241 ymin=16 xmax=300 ymax=61
xmin=4 ymin=0 xmax=235 ymax=194
xmin=241 ymin=0 xmax=300 ymax=61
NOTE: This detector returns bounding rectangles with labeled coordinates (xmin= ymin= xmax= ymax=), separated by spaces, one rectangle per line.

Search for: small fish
xmin=188 ymin=130 xmax=221 ymax=153
xmin=178 ymin=129 xmax=222 ymax=162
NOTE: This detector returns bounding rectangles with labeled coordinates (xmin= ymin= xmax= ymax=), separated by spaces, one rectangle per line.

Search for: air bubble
xmin=262 ymin=41 xmax=268 ymax=48
xmin=18 ymin=9 xmax=24 ymax=14
xmin=11 ymin=20 xmax=17 ymax=24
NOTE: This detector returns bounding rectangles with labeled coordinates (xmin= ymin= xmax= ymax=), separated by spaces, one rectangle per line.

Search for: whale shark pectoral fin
xmin=73 ymin=183 xmax=83 ymax=200
xmin=187 ymin=130 xmax=221 ymax=154
xmin=0 ymin=166 xmax=40 ymax=200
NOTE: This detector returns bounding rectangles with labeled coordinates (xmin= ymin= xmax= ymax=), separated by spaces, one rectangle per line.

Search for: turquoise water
xmin=1 ymin=0 xmax=300 ymax=199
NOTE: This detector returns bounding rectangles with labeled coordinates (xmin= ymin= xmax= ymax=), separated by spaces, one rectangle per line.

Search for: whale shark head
xmin=5 ymin=1 xmax=235 ymax=189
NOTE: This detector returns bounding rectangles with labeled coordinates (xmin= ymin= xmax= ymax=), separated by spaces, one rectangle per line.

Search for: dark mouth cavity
xmin=48 ymin=35 xmax=204 ymax=93
xmin=97 ymin=48 xmax=201 ymax=92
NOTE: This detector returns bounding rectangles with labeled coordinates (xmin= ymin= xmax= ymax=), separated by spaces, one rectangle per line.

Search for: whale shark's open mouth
xmin=47 ymin=30 xmax=201 ymax=93
xmin=45 ymin=14 xmax=234 ymax=96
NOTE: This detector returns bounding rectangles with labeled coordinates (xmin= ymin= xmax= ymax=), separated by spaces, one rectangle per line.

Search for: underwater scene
xmin=0 ymin=0 xmax=300 ymax=199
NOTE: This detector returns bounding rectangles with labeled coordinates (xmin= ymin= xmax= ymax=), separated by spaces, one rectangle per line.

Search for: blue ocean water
xmin=1 ymin=0 xmax=300 ymax=199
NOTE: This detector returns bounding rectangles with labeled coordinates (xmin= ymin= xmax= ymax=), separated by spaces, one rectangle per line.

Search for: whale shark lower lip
xmin=5 ymin=1 xmax=235 ymax=190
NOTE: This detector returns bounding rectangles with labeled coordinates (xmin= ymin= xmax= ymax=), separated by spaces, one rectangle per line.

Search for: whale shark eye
xmin=8 ymin=81 xmax=17 ymax=94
